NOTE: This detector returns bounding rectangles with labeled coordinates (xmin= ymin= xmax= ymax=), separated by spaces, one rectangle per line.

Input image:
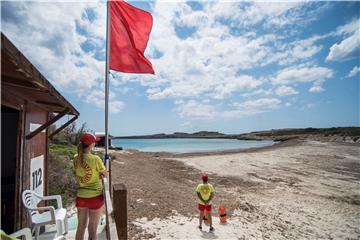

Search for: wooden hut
xmin=1 ymin=33 xmax=80 ymax=233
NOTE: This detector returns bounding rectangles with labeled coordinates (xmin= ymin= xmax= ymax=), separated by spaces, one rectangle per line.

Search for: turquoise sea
xmin=112 ymin=138 xmax=275 ymax=153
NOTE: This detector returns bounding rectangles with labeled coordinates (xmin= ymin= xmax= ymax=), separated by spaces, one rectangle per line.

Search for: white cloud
xmin=109 ymin=101 xmax=125 ymax=114
xmin=271 ymin=65 xmax=330 ymax=93
xmin=84 ymin=89 xmax=125 ymax=114
xmin=271 ymin=65 xmax=334 ymax=85
xmin=309 ymin=85 xmax=324 ymax=93
xmin=211 ymin=75 xmax=262 ymax=99
xmin=275 ymin=36 xmax=324 ymax=65
xmin=326 ymin=34 xmax=360 ymax=61
xmin=309 ymin=79 xmax=325 ymax=93
xmin=174 ymin=97 xmax=283 ymax=120
xmin=233 ymin=98 xmax=281 ymax=111
xmin=241 ymin=89 xmax=273 ymax=98
xmin=326 ymin=19 xmax=360 ymax=61
xmin=335 ymin=18 xmax=360 ymax=36
xmin=291 ymin=39 xmax=323 ymax=59
xmin=347 ymin=66 xmax=360 ymax=78
xmin=275 ymin=86 xmax=299 ymax=96
xmin=244 ymin=2 xmax=304 ymax=27
xmin=203 ymin=1 xmax=317 ymax=29
xmin=223 ymin=98 xmax=281 ymax=118
xmin=175 ymin=100 xmax=217 ymax=119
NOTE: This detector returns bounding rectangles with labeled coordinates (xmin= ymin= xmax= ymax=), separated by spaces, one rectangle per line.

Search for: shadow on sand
xmin=200 ymin=230 xmax=218 ymax=239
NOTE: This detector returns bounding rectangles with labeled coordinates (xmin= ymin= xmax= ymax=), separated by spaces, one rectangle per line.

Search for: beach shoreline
xmin=110 ymin=138 xmax=290 ymax=158
xmin=110 ymin=139 xmax=360 ymax=239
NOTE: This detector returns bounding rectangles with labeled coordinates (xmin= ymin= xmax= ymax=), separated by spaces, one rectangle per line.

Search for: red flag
xmin=109 ymin=1 xmax=155 ymax=74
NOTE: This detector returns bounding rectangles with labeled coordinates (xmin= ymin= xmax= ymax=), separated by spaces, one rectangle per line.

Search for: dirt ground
xmin=110 ymin=139 xmax=360 ymax=239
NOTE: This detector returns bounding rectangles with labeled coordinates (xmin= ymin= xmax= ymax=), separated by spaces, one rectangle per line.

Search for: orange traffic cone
xmin=218 ymin=204 xmax=227 ymax=224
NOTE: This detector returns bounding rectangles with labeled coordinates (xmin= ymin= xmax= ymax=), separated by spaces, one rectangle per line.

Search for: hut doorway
xmin=1 ymin=106 xmax=20 ymax=233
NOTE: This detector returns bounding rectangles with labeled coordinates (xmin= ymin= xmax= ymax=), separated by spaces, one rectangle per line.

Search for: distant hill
xmin=114 ymin=131 xmax=227 ymax=139
xmin=113 ymin=127 xmax=360 ymax=143
xmin=237 ymin=127 xmax=360 ymax=142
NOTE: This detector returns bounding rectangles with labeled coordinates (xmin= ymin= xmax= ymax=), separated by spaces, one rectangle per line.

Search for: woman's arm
xmin=96 ymin=156 xmax=107 ymax=179
xmin=208 ymin=192 xmax=214 ymax=203
xmin=197 ymin=192 xmax=206 ymax=204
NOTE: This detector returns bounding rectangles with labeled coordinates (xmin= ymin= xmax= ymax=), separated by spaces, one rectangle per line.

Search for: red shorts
xmin=76 ymin=195 xmax=104 ymax=209
xmin=198 ymin=204 xmax=212 ymax=211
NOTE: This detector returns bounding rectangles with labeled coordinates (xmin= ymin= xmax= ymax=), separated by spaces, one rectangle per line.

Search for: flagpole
xmin=104 ymin=0 xmax=110 ymax=167
xmin=104 ymin=1 xmax=111 ymax=239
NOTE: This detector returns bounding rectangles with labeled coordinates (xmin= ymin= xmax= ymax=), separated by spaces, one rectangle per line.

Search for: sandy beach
xmin=111 ymin=139 xmax=360 ymax=239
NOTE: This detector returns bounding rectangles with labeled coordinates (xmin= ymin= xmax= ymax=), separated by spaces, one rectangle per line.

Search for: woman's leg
xmin=199 ymin=210 xmax=204 ymax=227
xmin=208 ymin=210 xmax=213 ymax=228
xmin=76 ymin=207 xmax=89 ymax=240
xmin=88 ymin=206 xmax=103 ymax=240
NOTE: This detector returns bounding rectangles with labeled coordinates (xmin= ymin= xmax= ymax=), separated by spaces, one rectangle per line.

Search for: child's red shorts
xmin=198 ymin=204 xmax=212 ymax=211
xmin=76 ymin=195 xmax=104 ymax=209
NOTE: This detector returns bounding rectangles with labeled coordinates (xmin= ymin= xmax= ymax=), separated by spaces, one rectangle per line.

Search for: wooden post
xmin=113 ymin=184 xmax=127 ymax=240
xmin=109 ymin=156 xmax=112 ymax=195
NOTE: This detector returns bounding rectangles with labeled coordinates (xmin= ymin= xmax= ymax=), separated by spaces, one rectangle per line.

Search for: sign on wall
xmin=30 ymin=155 xmax=44 ymax=196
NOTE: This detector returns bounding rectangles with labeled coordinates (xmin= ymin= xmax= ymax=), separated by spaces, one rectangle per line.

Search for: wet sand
xmin=110 ymin=139 xmax=360 ymax=239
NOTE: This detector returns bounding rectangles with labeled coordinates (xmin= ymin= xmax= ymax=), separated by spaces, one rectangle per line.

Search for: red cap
xmin=80 ymin=133 xmax=100 ymax=146
xmin=202 ymin=175 xmax=208 ymax=181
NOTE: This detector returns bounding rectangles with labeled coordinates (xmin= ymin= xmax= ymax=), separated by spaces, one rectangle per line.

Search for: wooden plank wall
xmin=22 ymin=103 xmax=48 ymax=227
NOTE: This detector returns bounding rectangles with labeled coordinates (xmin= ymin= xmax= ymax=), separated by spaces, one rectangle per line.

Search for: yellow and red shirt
xmin=73 ymin=153 xmax=106 ymax=198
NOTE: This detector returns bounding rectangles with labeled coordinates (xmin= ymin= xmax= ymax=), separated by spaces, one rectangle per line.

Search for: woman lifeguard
xmin=73 ymin=133 xmax=107 ymax=240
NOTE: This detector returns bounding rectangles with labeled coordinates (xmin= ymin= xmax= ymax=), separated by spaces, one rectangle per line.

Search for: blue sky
xmin=1 ymin=1 xmax=359 ymax=136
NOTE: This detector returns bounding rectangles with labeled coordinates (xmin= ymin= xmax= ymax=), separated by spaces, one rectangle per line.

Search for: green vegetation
xmin=49 ymin=143 xmax=77 ymax=159
xmin=48 ymin=144 xmax=77 ymax=206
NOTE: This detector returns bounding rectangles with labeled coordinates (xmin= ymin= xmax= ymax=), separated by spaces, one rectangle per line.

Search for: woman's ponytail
xmin=77 ymin=141 xmax=84 ymax=164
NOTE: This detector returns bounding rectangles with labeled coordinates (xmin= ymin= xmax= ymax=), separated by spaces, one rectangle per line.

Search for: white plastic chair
xmin=22 ymin=190 xmax=68 ymax=240
xmin=9 ymin=227 xmax=32 ymax=239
